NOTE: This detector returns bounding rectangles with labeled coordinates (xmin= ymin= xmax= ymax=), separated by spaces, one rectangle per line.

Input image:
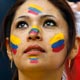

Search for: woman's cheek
xmin=10 ymin=34 xmax=21 ymax=55
xmin=49 ymin=33 xmax=65 ymax=53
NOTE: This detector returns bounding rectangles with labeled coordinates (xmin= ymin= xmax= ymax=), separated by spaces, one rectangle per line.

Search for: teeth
xmin=29 ymin=48 xmax=45 ymax=52
xmin=30 ymin=49 xmax=40 ymax=51
xmin=24 ymin=49 xmax=40 ymax=53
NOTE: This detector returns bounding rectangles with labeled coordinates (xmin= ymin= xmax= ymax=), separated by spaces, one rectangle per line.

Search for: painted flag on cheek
xmin=10 ymin=34 xmax=21 ymax=54
xmin=50 ymin=33 xmax=65 ymax=52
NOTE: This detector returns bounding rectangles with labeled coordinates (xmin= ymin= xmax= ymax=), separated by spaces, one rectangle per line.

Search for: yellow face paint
xmin=29 ymin=25 xmax=41 ymax=35
xmin=29 ymin=56 xmax=39 ymax=63
xmin=32 ymin=25 xmax=41 ymax=31
xmin=29 ymin=56 xmax=37 ymax=58
xmin=10 ymin=34 xmax=21 ymax=45
xmin=49 ymin=33 xmax=65 ymax=52
xmin=49 ymin=33 xmax=64 ymax=45
xmin=29 ymin=4 xmax=43 ymax=11
xmin=28 ymin=4 xmax=43 ymax=15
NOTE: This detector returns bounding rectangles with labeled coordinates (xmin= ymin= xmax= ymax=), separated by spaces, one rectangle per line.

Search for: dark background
xmin=0 ymin=0 xmax=16 ymax=80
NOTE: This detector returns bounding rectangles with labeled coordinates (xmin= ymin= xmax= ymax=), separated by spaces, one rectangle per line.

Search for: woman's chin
xmin=17 ymin=59 xmax=46 ymax=71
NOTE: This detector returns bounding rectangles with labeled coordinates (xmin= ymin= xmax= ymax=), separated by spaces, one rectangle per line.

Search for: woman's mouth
xmin=23 ymin=45 xmax=46 ymax=55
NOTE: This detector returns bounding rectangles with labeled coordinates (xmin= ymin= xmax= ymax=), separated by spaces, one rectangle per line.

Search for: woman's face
xmin=9 ymin=0 xmax=68 ymax=71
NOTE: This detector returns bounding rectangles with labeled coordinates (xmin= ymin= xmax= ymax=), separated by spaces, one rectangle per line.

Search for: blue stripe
xmin=51 ymin=40 xmax=64 ymax=48
xmin=28 ymin=7 xmax=41 ymax=13
xmin=31 ymin=28 xmax=39 ymax=32
xmin=29 ymin=58 xmax=38 ymax=60
xmin=10 ymin=42 xmax=18 ymax=49
xmin=29 ymin=28 xmax=39 ymax=33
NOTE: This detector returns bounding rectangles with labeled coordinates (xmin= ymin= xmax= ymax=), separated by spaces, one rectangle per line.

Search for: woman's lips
xmin=23 ymin=45 xmax=46 ymax=55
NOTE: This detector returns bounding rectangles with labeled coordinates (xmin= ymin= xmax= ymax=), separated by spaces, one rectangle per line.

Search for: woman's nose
xmin=27 ymin=27 xmax=42 ymax=41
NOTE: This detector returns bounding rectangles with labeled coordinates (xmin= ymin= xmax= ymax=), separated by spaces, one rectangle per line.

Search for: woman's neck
xmin=18 ymin=68 xmax=63 ymax=80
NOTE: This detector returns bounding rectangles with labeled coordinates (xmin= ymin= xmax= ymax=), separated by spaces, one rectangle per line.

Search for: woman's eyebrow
xmin=40 ymin=15 xmax=56 ymax=19
xmin=16 ymin=16 xmax=30 ymax=20
xmin=15 ymin=15 xmax=56 ymax=20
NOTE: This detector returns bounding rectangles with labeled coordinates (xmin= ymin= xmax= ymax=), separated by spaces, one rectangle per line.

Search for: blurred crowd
xmin=66 ymin=0 xmax=80 ymax=80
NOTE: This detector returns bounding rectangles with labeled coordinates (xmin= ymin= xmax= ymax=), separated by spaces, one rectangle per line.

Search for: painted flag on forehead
xmin=28 ymin=4 xmax=43 ymax=15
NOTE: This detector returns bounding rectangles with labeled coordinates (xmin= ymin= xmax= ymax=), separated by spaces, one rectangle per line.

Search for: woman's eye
xmin=43 ymin=20 xmax=57 ymax=28
xmin=16 ymin=21 xmax=28 ymax=29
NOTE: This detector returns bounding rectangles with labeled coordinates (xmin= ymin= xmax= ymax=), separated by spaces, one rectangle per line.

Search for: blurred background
xmin=0 ymin=0 xmax=16 ymax=80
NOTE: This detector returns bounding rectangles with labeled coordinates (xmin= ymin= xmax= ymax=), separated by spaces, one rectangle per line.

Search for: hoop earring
xmin=10 ymin=60 xmax=13 ymax=69
xmin=68 ymin=59 xmax=71 ymax=68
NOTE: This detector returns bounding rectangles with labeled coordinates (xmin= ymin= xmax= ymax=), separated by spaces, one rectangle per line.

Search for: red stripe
xmin=30 ymin=60 xmax=38 ymax=63
xmin=52 ymin=44 xmax=64 ymax=52
xmin=11 ymin=49 xmax=17 ymax=55
xmin=30 ymin=31 xmax=37 ymax=35
xmin=28 ymin=10 xmax=38 ymax=15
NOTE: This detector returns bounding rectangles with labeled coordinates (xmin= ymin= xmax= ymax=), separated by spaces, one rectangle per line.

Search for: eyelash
xmin=16 ymin=21 xmax=29 ymax=29
xmin=16 ymin=19 xmax=57 ymax=29
xmin=43 ymin=19 xmax=57 ymax=28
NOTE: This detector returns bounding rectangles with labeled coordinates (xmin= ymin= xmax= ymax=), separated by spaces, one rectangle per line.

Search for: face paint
xmin=10 ymin=34 xmax=21 ymax=54
xmin=29 ymin=56 xmax=39 ymax=63
xmin=29 ymin=25 xmax=40 ymax=35
xmin=28 ymin=4 xmax=43 ymax=15
xmin=49 ymin=33 xmax=65 ymax=52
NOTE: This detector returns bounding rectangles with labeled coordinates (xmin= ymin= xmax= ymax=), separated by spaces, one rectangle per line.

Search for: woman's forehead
xmin=14 ymin=0 xmax=62 ymax=18
xmin=13 ymin=0 xmax=68 ymax=27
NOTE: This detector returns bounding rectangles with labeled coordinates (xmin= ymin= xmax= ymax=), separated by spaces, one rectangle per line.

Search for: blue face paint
xmin=29 ymin=56 xmax=39 ymax=63
xmin=28 ymin=4 xmax=43 ymax=15
xmin=29 ymin=25 xmax=40 ymax=36
xmin=49 ymin=33 xmax=65 ymax=52
xmin=10 ymin=34 xmax=21 ymax=54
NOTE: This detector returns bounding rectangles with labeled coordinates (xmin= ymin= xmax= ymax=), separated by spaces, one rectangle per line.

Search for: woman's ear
xmin=6 ymin=37 xmax=13 ymax=60
xmin=69 ymin=38 xmax=79 ymax=60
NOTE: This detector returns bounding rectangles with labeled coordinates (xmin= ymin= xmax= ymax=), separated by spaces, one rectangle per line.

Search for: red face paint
xmin=28 ymin=4 xmax=43 ymax=15
xmin=10 ymin=35 xmax=21 ymax=55
xmin=50 ymin=33 xmax=65 ymax=53
xmin=30 ymin=60 xmax=38 ymax=63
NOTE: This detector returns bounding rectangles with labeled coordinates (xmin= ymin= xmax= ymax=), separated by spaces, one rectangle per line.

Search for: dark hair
xmin=68 ymin=0 xmax=79 ymax=3
xmin=0 ymin=0 xmax=76 ymax=80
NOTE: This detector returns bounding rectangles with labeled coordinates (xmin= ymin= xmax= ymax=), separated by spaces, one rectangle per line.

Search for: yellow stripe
xmin=32 ymin=25 xmax=41 ymax=31
xmin=32 ymin=25 xmax=38 ymax=29
xmin=10 ymin=34 xmax=21 ymax=45
xmin=29 ymin=4 xmax=43 ymax=11
xmin=49 ymin=33 xmax=64 ymax=44
xmin=29 ymin=56 xmax=37 ymax=58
